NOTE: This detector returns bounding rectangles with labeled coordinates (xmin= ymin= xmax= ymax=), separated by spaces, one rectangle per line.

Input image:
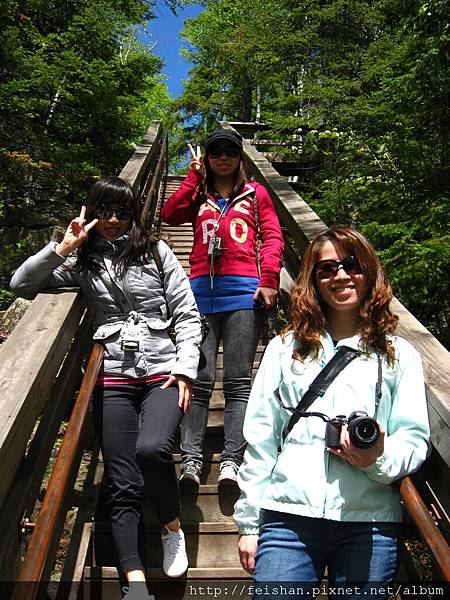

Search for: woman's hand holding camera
xmin=238 ymin=534 xmax=259 ymax=574
xmin=56 ymin=206 xmax=98 ymax=257
xmin=328 ymin=423 xmax=385 ymax=467
xmin=188 ymin=143 xmax=205 ymax=178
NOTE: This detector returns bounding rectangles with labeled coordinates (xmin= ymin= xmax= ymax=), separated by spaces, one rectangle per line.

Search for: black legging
xmin=92 ymin=380 xmax=183 ymax=572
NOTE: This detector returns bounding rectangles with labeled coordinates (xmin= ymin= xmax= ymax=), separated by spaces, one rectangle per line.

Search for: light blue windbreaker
xmin=234 ymin=332 xmax=430 ymax=535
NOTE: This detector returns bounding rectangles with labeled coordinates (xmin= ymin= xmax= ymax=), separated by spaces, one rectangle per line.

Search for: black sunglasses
xmin=94 ymin=204 xmax=133 ymax=220
xmin=208 ymin=145 xmax=240 ymax=159
xmin=314 ymin=255 xmax=362 ymax=279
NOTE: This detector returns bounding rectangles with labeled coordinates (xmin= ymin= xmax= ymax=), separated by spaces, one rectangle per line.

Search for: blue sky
xmin=140 ymin=2 xmax=203 ymax=98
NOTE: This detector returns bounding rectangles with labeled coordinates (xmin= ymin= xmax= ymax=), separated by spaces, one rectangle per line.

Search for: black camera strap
xmin=281 ymin=346 xmax=360 ymax=442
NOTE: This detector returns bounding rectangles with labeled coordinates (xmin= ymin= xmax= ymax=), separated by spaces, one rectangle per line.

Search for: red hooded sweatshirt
xmin=161 ymin=169 xmax=284 ymax=289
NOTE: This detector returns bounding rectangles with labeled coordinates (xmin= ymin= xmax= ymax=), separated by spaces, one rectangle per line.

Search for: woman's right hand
xmin=238 ymin=534 xmax=259 ymax=574
xmin=188 ymin=143 xmax=205 ymax=178
xmin=56 ymin=206 xmax=98 ymax=257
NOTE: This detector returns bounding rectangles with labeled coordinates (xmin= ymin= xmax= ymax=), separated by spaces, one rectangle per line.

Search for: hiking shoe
xmin=122 ymin=584 xmax=155 ymax=599
xmin=161 ymin=526 xmax=188 ymax=577
xmin=179 ymin=461 xmax=201 ymax=486
xmin=218 ymin=460 xmax=239 ymax=485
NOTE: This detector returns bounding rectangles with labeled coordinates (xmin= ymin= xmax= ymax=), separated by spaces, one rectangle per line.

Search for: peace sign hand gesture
xmin=188 ymin=143 xmax=205 ymax=178
xmin=56 ymin=206 xmax=98 ymax=257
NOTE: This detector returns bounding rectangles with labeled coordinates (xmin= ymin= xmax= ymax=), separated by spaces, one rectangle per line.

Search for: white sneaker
xmin=218 ymin=460 xmax=239 ymax=485
xmin=161 ymin=526 xmax=188 ymax=577
xmin=122 ymin=584 xmax=155 ymax=599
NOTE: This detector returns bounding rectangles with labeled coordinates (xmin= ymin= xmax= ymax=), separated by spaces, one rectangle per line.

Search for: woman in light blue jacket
xmin=11 ymin=177 xmax=202 ymax=600
xmin=235 ymin=226 xmax=430 ymax=599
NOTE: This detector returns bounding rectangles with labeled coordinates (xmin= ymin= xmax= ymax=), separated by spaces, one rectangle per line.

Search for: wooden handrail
xmin=120 ymin=121 xmax=164 ymax=196
xmin=141 ymin=132 xmax=167 ymax=225
xmin=400 ymin=476 xmax=450 ymax=581
xmin=0 ymin=291 xmax=85 ymax=512
xmin=11 ymin=343 xmax=105 ymax=600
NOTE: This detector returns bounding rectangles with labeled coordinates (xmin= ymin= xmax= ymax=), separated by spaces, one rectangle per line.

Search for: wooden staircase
xmin=88 ymin=174 xmax=260 ymax=598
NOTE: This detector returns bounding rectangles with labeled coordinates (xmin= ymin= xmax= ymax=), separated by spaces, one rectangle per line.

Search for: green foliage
xmin=175 ymin=0 xmax=450 ymax=342
xmin=0 ymin=240 xmax=27 ymax=274
xmin=0 ymin=0 xmax=171 ymax=227
xmin=0 ymin=289 xmax=16 ymax=312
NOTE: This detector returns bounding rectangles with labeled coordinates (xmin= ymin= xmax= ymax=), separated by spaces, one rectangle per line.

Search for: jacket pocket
xmin=145 ymin=318 xmax=176 ymax=358
xmin=93 ymin=322 xmax=124 ymax=363
xmin=93 ymin=322 xmax=123 ymax=340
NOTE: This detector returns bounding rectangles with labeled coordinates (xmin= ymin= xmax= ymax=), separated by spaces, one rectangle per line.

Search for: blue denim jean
xmin=181 ymin=308 xmax=265 ymax=468
xmin=253 ymin=510 xmax=400 ymax=600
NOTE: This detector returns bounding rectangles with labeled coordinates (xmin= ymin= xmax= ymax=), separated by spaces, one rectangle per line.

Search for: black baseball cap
xmin=204 ymin=129 xmax=243 ymax=152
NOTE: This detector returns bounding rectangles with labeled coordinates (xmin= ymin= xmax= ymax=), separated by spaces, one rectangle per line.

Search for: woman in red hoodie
xmin=161 ymin=128 xmax=283 ymax=486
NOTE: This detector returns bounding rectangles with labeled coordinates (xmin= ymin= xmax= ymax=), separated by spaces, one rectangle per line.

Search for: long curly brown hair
xmin=284 ymin=226 xmax=399 ymax=365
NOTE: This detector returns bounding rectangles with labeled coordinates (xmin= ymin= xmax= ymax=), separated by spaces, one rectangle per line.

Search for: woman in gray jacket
xmin=11 ymin=177 xmax=202 ymax=600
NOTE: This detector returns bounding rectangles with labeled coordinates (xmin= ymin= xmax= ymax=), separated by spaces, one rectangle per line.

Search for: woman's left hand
xmin=161 ymin=374 xmax=193 ymax=413
xmin=253 ymin=286 xmax=278 ymax=309
xmin=328 ymin=423 xmax=385 ymax=467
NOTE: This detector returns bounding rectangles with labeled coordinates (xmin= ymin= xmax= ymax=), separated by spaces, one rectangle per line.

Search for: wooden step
xmin=141 ymin=482 xmax=240 ymax=524
xmin=161 ymin=226 xmax=193 ymax=232
xmin=83 ymin=566 xmax=251 ymax=600
xmin=93 ymin=522 xmax=242 ymax=569
xmin=173 ymin=453 xmax=229 ymax=486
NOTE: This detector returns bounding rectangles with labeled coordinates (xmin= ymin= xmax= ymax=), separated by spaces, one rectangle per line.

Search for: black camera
xmin=325 ymin=411 xmax=380 ymax=449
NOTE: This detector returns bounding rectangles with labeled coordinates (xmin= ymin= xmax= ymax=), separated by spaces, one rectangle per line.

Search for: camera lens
xmin=348 ymin=416 xmax=379 ymax=448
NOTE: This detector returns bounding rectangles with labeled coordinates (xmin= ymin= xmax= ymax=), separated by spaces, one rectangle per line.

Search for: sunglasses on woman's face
xmin=314 ymin=255 xmax=362 ymax=279
xmin=208 ymin=145 xmax=240 ymax=159
xmin=94 ymin=204 xmax=133 ymax=220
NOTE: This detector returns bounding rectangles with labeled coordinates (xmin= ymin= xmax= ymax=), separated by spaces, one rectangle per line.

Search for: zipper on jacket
xmin=102 ymin=256 xmax=133 ymax=312
xmin=123 ymin=269 xmax=136 ymax=311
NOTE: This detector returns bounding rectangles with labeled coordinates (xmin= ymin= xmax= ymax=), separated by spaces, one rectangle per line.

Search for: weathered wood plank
xmin=85 ymin=565 xmax=249 ymax=579
xmin=392 ymin=298 xmax=450 ymax=468
xmin=57 ymin=523 xmax=93 ymax=600
xmin=0 ymin=314 xmax=91 ymax=581
xmin=119 ymin=121 xmax=163 ymax=196
xmin=0 ymin=291 xmax=85 ymax=510
xmin=56 ymin=449 xmax=104 ymax=600
xmin=93 ymin=526 xmax=241 ymax=568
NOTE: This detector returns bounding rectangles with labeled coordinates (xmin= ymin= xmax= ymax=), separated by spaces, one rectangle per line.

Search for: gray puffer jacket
xmin=10 ymin=238 xmax=202 ymax=381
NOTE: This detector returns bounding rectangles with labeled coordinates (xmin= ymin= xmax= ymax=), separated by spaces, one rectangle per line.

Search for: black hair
xmin=74 ymin=177 xmax=155 ymax=274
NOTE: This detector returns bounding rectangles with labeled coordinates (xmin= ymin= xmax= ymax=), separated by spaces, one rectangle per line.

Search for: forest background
xmin=0 ymin=0 xmax=449 ymax=346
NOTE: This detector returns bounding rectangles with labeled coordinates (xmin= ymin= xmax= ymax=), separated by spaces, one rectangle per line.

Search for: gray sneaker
xmin=218 ymin=460 xmax=239 ymax=485
xmin=179 ymin=461 xmax=201 ymax=486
